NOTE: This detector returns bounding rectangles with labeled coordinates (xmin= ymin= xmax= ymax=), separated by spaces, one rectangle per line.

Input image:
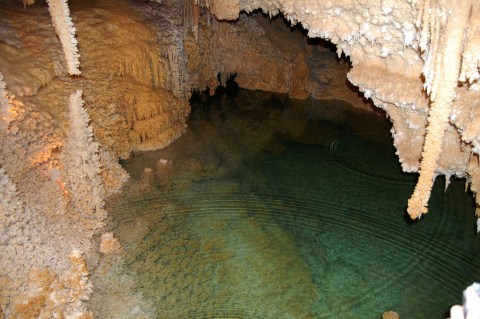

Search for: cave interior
xmin=0 ymin=0 xmax=479 ymax=318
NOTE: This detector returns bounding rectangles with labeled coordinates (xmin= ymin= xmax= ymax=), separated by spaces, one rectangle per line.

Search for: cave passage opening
xmin=90 ymin=7 xmax=480 ymax=319
xmin=189 ymin=73 xmax=240 ymax=114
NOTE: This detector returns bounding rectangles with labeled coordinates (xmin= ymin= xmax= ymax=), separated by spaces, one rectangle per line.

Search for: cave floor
xmin=89 ymin=90 xmax=480 ymax=319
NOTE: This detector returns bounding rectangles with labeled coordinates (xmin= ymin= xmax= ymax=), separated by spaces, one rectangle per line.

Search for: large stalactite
xmin=408 ymin=0 xmax=473 ymax=219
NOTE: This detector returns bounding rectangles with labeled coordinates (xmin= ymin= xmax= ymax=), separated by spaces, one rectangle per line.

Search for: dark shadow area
xmin=345 ymin=79 xmax=380 ymax=114
xmin=189 ymin=73 xmax=239 ymax=116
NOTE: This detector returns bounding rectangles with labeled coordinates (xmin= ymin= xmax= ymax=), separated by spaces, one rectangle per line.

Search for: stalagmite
xmin=61 ymin=90 xmax=105 ymax=226
xmin=407 ymin=0 xmax=473 ymax=219
xmin=46 ymin=0 xmax=81 ymax=75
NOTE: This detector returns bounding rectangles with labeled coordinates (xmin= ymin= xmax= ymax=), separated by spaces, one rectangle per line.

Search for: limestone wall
xmin=184 ymin=9 xmax=372 ymax=111
xmin=0 ymin=0 xmax=189 ymax=316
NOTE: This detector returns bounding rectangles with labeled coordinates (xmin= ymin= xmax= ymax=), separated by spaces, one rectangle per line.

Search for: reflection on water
xmin=89 ymin=90 xmax=480 ymax=319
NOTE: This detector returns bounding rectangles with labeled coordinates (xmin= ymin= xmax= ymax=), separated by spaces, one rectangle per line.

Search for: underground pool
xmin=88 ymin=90 xmax=480 ymax=319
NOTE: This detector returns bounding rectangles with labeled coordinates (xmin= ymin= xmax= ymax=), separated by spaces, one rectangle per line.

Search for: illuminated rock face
xmin=1 ymin=0 xmax=480 ymax=317
xmin=0 ymin=1 xmax=188 ymax=316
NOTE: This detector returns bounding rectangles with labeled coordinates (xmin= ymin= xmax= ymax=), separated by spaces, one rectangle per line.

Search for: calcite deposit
xmin=0 ymin=0 xmax=479 ymax=317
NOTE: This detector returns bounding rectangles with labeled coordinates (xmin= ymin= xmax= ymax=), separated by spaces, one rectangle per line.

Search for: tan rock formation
xmin=9 ymin=250 xmax=94 ymax=319
xmin=184 ymin=9 xmax=372 ymax=111
xmin=0 ymin=0 xmax=188 ymax=316
xmin=99 ymin=232 xmax=121 ymax=255
xmin=382 ymin=311 xmax=400 ymax=319
xmin=185 ymin=13 xmax=316 ymax=101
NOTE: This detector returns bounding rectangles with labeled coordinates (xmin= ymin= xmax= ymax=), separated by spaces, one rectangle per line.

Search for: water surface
xmin=90 ymin=90 xmax=480 ymax=319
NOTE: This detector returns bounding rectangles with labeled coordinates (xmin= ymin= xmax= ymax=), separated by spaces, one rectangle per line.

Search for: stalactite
xmin=46 ymin=0 xmax=81 ymax=75
xmin=193 ymin=1 xmax=200 ymax=42
xmin=467 ymin=153 xmax=480 ymax=231
xmin=184 ymin=0 xmax=201 ymax=42
xmin=459 ymin=2 xmax=480 ymax=84
xmin=407 ymin=0 xmax=473 ymax=219
xmin=219 ymin=72 xmax=234 ymax=87
xmin=184 ymin=0 xmax=192 ymax=30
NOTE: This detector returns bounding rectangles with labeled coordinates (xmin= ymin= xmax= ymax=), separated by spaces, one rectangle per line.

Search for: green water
xmin=90 ymin=90 xmax=480 ymax=319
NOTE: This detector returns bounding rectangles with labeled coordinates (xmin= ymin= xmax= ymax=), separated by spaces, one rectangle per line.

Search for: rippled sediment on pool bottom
xmin=88 ymin=92 xmax=480 ymax=319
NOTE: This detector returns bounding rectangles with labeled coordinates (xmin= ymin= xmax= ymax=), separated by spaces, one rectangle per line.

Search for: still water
xmin=90 ymin=90 xmax=480 ymax=319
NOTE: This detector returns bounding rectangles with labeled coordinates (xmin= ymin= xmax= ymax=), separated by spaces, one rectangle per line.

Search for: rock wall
xmin=0 ymin=0 xmax=189 ymax=316
xmin=184 ymin=9 xmax=372 ymax=110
